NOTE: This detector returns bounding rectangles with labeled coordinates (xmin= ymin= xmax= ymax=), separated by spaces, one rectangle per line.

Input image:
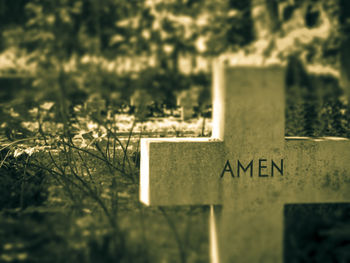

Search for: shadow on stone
xmin=284 ymin=203 xmax=350 ymax=263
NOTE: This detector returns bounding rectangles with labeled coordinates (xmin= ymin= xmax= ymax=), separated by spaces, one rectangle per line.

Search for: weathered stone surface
xmin=140 ymin=138 xmax=224 ymax=206
xmin=219 ymin=138 xmax=350 ymax=263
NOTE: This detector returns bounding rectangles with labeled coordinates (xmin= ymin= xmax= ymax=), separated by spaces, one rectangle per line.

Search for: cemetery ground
xmin=0 ymin=99 xmax=350 ymax=263
xmin=0 ymin=104 xmax=212 ymax=263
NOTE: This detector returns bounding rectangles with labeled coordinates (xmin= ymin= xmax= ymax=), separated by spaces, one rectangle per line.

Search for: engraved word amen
xmin=220 ymin=159 xmax=284 ymax=178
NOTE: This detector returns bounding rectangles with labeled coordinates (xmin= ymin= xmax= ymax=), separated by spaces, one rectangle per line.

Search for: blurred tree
xmin=0 ymin=0 xmax=30 ymax=50
xmin=1 ymin=0 xmax=142 ymax=122
xmin=200 ymin=0 xmax=254 ymax=55
xmin=251 ymin=0 xmax=279 ymax=39
xmin=1 ymin=0 xmax=348 ymax=125
xmin=339 ymin=0 xmax=350 ymax=108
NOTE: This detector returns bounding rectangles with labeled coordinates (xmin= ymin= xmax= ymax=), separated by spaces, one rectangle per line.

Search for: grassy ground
xmin=0 ymin=104 xmax=213 ymax=263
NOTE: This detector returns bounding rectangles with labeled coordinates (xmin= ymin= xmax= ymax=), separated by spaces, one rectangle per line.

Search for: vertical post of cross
xmin=213 ymin=61 xmax=285 ymax=154
xmin=211 ymin=61 xmax=286 ymax=263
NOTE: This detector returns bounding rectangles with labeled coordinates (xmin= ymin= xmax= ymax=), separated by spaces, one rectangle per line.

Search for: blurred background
xmin=0 ymin=0 xmax=350 ymax=262
xmin=0 ymin=0 xmax=350 ymax=137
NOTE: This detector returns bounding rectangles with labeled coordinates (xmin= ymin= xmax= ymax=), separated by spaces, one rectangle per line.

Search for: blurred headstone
xmin=178 ymin=94 xmax=194 ymax=120
xmin=84 ymin=93 xmax=106 ymax=120
xmin=140 ymin=62 xmax=350 ymax=262
xmin=177 ymin=86 xmax=201 ymax=121
xmin=130 ymin=89 xmax=152 ymax=120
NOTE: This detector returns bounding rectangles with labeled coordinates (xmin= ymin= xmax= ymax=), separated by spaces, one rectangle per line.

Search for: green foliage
xmin=0 ymin=150 xmax=48 ymax=210
xmin=205 ymin=0 xmax=254 ymax=54
xmin=285 ymin=56 xmax=350 ymax=137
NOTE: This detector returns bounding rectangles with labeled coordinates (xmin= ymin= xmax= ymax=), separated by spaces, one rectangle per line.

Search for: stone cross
xmin=177 ymin=87 xmax=200 ymax=121
xmin=140 ymin=61 xmax=350 ymax=263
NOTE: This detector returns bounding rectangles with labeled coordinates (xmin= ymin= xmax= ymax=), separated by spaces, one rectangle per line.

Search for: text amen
xmin=220 ymin=159 xmax=284 ymax=178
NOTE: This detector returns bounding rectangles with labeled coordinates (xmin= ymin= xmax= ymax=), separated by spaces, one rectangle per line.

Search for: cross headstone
xmin=140 ymin=61 xmax=350 ymax=262
xmin=177 ymin=87 xmax=200 ymax=121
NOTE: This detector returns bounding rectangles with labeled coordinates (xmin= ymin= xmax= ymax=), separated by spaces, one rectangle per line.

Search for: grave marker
xmin=140 ymin=61 xmax=350 ymax=262
xmin=177 ymin=87 xmax=200 ymax=121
